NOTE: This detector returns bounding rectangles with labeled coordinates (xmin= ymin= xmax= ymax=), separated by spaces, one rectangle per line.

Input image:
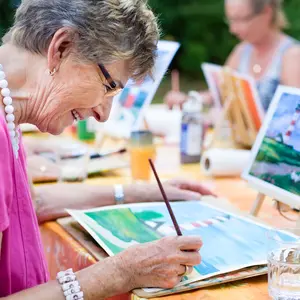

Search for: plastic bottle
xmin=180 ymin=91 xmax=205 ymax=164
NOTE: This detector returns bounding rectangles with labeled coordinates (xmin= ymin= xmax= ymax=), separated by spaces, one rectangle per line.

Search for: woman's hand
xmin=165 ymin=178 xmax=217 ymax=197
xmin=117 ymin=236 xmax=202 ymax=289
xmin=126 ymin=179 xmax=216 ymax=203
xmin=164 ymin=69 xmax=187 ymax=110
xmin=164 ymin=90 xmax=187 ymax=110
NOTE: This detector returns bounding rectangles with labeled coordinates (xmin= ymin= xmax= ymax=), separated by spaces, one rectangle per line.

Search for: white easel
xmin=206 ymin=68 xmax=258 ymax=150
xmin=250 ymin=192 xmax=266 ymax=216
xmin=250 ymin=192 xmax=300 ymax=233
xmin=205 ymin=68 xmax=236 ymax=150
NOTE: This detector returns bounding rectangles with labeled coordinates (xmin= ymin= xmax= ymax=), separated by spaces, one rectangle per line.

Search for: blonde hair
xmin=251 ymin=0 xmax=288 ymax=29
xmin=3 ymin=0 xmax=160 ymax=80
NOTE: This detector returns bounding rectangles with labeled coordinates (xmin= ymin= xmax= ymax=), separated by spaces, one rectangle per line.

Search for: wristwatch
xmin=114 ymin=184 xmax=125 ymax=205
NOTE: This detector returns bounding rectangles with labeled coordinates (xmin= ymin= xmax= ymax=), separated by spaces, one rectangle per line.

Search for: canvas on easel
xmin=220 ymin=68 xmax=248 ymax=146
xmin=206 ymin=67 xmax=264 ymax=149
xmin=229 ymin=71 xmax=264 ymax=147
xmin=242 ymin=85 xmax=300 ymax=218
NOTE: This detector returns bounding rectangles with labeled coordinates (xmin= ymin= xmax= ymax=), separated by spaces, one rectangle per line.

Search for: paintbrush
xmin=90 ymin=147 xmax=127 ymax=159
xmin=148 ymin=158 xmax=182 ymax=236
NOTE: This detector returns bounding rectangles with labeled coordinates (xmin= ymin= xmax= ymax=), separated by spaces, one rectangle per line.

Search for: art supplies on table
xmin=243 ymin=85 xmax=300 ymax=213
xmin=57 ymin=143 xmax=90 ymax=182
xmin=104 ymin=40 xmax=180 ymax=139
xmin=201 ymin=148 xmax=251 ymax=177
xmin=180 ymin=91 xmax=206 ymax=164
xmin=31 ymin=143 xmax=129 ymax=183
xmin=37 ymin=145 xmax=127 ymax=161
xmin=89 ymin=147 xmax=127 ymax=160
xmin=87 ymin=151 xmax=129 ymax=176
xmin=129 ymin=131 xmax=156 ymax=182
xmin=67 ymin=200 xmax=298 ymax=298
xmin=77 ymin=118 xmax=97 ymax=142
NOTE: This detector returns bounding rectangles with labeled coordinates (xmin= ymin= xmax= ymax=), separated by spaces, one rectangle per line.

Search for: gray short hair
xmin=3 ymin=0 xmax=160 ymax=80
xmin=250 ymin=0 xmax=288 ymax=29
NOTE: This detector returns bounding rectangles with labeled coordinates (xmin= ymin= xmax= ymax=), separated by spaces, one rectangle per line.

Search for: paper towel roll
xmin=200 ymin=148 xmax=251 ymax=177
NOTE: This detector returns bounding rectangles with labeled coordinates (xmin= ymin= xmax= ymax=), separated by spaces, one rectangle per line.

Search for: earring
xmin=49 ymin=68 xmax=57 ymax=76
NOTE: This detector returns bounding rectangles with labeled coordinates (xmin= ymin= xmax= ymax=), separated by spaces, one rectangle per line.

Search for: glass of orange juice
xmin=130 ymin=130 xmax=156 ymax=182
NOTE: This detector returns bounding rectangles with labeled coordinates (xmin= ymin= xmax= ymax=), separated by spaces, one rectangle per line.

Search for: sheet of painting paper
xmin=67 ymin=201 xmax=298 ymax=290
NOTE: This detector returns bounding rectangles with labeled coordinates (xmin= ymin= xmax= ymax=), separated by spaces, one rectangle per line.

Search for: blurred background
xmin=2 ymin=0 xmax=300 ymax=102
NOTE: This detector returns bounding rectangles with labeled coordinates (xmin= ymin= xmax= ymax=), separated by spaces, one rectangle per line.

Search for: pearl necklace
xmin=0 ymin=64 xmax=19 ymax=159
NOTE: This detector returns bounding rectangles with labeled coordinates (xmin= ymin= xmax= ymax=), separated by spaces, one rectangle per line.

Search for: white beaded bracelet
xmin=114 ymin=184 xmax=125 ymax=204
xmin=56 ymin=269 xmax=84 ymax=300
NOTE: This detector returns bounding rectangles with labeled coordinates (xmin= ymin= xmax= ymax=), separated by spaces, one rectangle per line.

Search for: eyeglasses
xmin=98 ymin=64 xmax=124 ymax=97
xmin=224 ymin=13 xmax=257 ymax=25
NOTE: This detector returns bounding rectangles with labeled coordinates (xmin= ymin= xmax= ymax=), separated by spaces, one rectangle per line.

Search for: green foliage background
xmin=1 ymin=0 xmax=300 ymax=80
xmin=148 ymin=0 xmax=300 ymax=79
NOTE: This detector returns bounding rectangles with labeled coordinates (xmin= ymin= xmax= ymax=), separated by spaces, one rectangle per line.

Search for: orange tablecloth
xmin=39 ymin=145 xmax=295 ymax=300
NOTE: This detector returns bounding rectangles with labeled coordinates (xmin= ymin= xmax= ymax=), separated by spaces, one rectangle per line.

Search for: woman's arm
xmin=2 ymin=236 xmax=202 ymax=299
xmin=2 ymin=255 xmax=129 ymax=300
xmin=224 ymin=42 xmax=244 ymax=69
xmin=34 ymin=183 xmax=116 ymax=223
xmin=34 ymin=178 xmax=214 ymax=223
xmin=0 ymin=231 xmax=125 ymax=299
xmin=281 ymin=45 xmax=300 ymax=88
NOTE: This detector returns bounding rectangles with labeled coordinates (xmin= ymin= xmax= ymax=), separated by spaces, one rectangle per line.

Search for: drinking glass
xmin=57 ymin=143 xmax=89 ymax=182
xmin=267 ymin=228 xmax=300 ymax=300
xmin=129 ymin=130 xmax=156 ymax=182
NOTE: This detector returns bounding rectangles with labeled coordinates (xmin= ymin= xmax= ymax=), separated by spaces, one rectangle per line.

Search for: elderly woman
xmin=0 ymin=0 xmax=203 ymax=298
xmin=165 ymin=0 xmax=300 ymax=112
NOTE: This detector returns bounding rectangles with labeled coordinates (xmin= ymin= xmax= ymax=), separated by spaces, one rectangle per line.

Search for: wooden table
xmin=39 ymin=144 xmax=296 ymax=300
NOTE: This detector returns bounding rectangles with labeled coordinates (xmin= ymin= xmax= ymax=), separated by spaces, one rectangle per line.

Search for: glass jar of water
xmin=268 ymin=228 xmax=300 ymax=300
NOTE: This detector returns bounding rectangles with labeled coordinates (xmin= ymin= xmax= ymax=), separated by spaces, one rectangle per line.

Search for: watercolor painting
xmin=245 ymin=87 xmax=300 ymax=198
xmin=68 ymin=201 xmax=298 ymax=288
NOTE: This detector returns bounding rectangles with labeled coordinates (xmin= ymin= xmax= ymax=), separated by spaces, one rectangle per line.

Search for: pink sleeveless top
xmin=0 ymin=111 xmax=49 ymax=296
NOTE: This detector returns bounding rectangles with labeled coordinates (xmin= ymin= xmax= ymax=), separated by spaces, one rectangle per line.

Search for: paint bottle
xmin=77 ymin=117 xmax=96 ymax=142
xmin=180 ymin=91 xmax=205 ymax=164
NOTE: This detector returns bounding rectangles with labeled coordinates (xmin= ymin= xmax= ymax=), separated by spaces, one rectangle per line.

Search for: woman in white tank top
xmin=165 ymin=0 xmax=300 ymax=113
